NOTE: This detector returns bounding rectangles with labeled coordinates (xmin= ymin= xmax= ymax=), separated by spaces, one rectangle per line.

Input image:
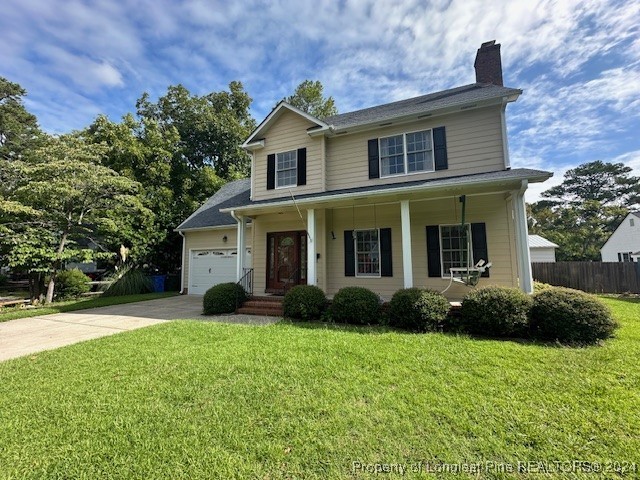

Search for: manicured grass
xmin=0 ymin=291 xmax=178 ymax=322
xmin=0 ymin=298 xmax=638 ymax=479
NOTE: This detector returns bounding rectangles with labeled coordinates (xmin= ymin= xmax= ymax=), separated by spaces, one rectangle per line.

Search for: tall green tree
xmin=284 ymin=80 xmax=338 ymax=119
xmin=0 ymin=135 xmax=153 ymax=302
xmin=529 ymin=161 xmax=639 ymax=261
xmin=0 ymin=77 xmax=43 ymax=160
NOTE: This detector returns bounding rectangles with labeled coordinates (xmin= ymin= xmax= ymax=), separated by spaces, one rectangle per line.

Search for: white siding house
xmin=528 ymin=234 xmax=558 ymax=262
xmin=601 ymin=212 xmax=640 ymax=262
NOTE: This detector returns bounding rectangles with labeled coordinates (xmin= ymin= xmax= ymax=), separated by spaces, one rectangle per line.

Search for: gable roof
xmin=176 ymin=178 xmax=251 ymax=231
xmin=633 ymin=211 xmax=640 ymax=219
xmin=323 ymin=83 xmax=521 ymax=131
xmin=528 ymin=234 xmax=558 ymax=249
xmin=243 ymin=101 xmax=328 ymax=147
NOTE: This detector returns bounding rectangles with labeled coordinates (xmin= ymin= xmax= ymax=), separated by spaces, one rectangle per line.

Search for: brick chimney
xmin=474 ymin=40 xmax=503 ymax=86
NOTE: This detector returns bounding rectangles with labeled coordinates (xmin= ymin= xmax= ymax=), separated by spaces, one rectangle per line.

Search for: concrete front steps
xmin=236 ymin=296 xmax=284 ymax=316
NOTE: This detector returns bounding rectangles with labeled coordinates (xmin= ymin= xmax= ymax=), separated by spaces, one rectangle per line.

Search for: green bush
xmin=388 ymin=288 xmax=450 ymax=332
xmin=101 ymin=266 xmax=153 ymax=297
xmin=331 ymin=287 xmax=380 ymax=325
xmin=460 ymin=286 xmax=533 ymax=337
xmin=533 ymin=281 xmax=554 ymax=293
xmin=203 ymin=282 xmax=247 ymax=315
xmin=531 ymin=287 xmax=617 ymax=344
xmin=55 ymin=269 xmax=90 ymax=300
xmin=283 ymin=285 xmax=326 ymax=321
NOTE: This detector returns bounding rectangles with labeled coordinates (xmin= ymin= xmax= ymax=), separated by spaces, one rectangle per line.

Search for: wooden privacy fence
xmin=532 ymin=262 xmax=640 ymax=294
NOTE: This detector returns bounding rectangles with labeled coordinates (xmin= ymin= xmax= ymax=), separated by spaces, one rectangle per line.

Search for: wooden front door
xmin=266 ymin=231 xmax=307 ymax=293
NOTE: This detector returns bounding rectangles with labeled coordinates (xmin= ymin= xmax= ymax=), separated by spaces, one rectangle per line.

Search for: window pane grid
xmin=441 ymin=225 xmax=471 ymax=275
xmin=380 ymin=130 xmax=433 ymax=176
xmin=276 ymin=150 xmax=297 ymax=187
xmin=355 ymin=230 xmax=380 ymax=276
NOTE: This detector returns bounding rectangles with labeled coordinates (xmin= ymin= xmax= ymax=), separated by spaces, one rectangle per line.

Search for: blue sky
xmin=2 ymin=0 xmax=639 ymax=203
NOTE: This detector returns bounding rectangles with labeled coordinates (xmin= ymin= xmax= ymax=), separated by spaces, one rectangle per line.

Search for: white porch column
xmin=400 ymin=200 xmax=413 ymax=288
xmin=307 ymin=208 xmax=317 ymax=286
xmin=235 ymin=214 xmax=247 ymax=281
xmin=513 ymin=184 xmax=533 ymax=293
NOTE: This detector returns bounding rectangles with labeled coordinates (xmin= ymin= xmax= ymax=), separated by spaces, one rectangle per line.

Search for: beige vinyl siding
xmin=326 ymin=106 xmax=505 ymax=191
xmin=182 ymin=227 xmax=250 ymax=293
xmin=253 ymin=110 xmax=324 ymax=201
xmin=410 ymin=194 xmax=518 ymax=300
xmin=326 ymin=204 xmax=403 ymax=300
xmin=251 ymin=210 xmax=326 ymax=295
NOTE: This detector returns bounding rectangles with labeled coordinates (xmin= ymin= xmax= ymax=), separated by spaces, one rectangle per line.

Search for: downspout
xmin=178 ymin=230 xmax=186 ymax=294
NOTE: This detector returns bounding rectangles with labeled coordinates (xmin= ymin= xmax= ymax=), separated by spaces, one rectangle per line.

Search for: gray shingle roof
xmin=632 ymin=211 xmax=640 ymax=219
xmin=221 ymin=168 xmax=551 ymax=211
xmin=323 ymin=83 xmax=522 ymax=130
xmin=176 ymin=178 xmax=251 ymax=230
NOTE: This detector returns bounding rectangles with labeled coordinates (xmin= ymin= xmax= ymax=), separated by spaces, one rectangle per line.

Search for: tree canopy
xmin=0 ymin=77 xmax=43 ymax=160
xmin=284 ymin=80 xmax=338 ymax=119
xmin=529 ymin=161 xmax=639 ymax=261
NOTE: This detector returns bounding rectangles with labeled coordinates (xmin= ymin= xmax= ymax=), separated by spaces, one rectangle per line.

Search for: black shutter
xmin=426 ymin=226 xmax=441 ymax=277
xmin=297 ymin=148 xmax=306 ymax=186
xmin=380 ymin=228 xmax=392 ymax=277
xmin=471 ymin=222 xmax=490 ymax=278
xmin=368 ymin=139 xmax=380 ymax=179
xmin=433 ymin=126 xmax=448 ymax=171
xmin=267 ymin=154 xmax=275 ymax=190
xmin=344 ymin=230 xmax=355 ymax=277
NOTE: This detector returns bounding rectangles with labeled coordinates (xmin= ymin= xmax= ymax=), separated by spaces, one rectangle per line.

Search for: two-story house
xmin=600 ymin=211 xmax=640 ymax=262
xmin=177 ymin=41 xmax=552 ymax=300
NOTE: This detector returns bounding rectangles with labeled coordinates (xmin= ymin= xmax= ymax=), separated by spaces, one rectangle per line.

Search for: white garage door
xmin=189 ymin=249 xmax=251 ymax=295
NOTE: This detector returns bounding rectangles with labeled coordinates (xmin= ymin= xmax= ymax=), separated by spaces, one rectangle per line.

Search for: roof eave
xmin=327 ymin=95 xmax=519 ymax=136
xmin=220 ymin=170 xmax=552 ymax=215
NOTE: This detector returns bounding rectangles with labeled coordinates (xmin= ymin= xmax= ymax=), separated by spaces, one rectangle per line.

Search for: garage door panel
xmin=189 ymin=249 xmax=242 ymax=295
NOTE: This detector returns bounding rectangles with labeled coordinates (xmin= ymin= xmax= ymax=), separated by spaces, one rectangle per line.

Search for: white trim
xmin=379 ymin=128 xmax=435 ymax=179
xmin=500 ymin=102 xmax=511 ymax=169
xmin=354 ymin=228 xmax=382 ymax=278
xmin=176 ymin=224 xmax=252 ymax=233
xmin=220 ymin=170 xmax=552 ymax=214
xmin=400 ymin=200 xmax=413 ymax=288
xmin=243 ymin=102 xmax=328 ymax=147
xmin=179 ymin=231 xmax=186 ymax=293
xmin=307 ymin=209 xmax=316 ymax=286
xmin=513 ymin=181 xmax=533 ymax=293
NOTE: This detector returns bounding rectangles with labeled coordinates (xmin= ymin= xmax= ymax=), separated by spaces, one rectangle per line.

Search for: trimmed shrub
xmin=460 ymin=286 xmax=532 ymax=337
xmin=388 ymin=288 xmax=450 ymax=332
xmin=531 ymin=287 xmax=617 ymax=344
xmin=331 ymin=287 xmax=380 ymax=325
xmin=533 ymin=281 xmax=554 ymax=293
xmin=102 ymin=266 xmax=152 ymax=297
xmin=55 ymin=269 xmax=90 ymax=300
xmin=283 ymin=285 xmax=326 ymax=321
xmin=203 ymin=282 xmax=247 ymax=315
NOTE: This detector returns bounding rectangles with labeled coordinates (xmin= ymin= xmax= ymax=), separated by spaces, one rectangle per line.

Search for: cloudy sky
xmin=2 ymin=0 xmax=639 ymax=202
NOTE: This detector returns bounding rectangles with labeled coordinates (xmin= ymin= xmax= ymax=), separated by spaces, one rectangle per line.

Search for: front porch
xmin=229 ymin=184 xmax=533 ymax=301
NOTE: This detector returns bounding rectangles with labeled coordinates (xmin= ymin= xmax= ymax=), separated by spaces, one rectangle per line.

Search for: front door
xmin=266 ymin=231 xmax=307 ymax=293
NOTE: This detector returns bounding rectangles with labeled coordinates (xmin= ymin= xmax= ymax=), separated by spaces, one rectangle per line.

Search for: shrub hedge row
xmin=210 ymin=281 xmax=617 ymax=345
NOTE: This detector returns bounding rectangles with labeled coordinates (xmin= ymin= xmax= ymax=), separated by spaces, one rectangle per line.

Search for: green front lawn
xmin=0 ymin=298 xmax=638 ymax=479
xmin=0 ymin=291 xmax=178 ymax=322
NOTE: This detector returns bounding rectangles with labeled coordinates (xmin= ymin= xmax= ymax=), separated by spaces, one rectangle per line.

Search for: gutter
xmin=220 ymin=171 xmax=552 ymax=214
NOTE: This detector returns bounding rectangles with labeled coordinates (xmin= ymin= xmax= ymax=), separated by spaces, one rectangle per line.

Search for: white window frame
xmin=439 ymin=224 xmax=473 ymax=278
xmin=354 ymin=228 xmax=381 ymax=278
xmin=379 ymin=129 xmax=435 ymax=178
xmin=275 ymin=150 xmax=297 ymax=189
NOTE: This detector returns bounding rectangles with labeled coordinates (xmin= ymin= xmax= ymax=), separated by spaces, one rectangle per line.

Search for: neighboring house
xmin=177 ymin=41 xmax=552 ymax=300
xmin=600 ymin=211 xmax=640 ymax=263
xmin=528 ymin=234 xmax=558 ymax=263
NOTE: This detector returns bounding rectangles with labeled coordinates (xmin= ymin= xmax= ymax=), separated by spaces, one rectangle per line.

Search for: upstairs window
xmin=276 ymin=150 xmax=297 ymax=188
xmin=379 ymin=130 xmax=434 ymax=177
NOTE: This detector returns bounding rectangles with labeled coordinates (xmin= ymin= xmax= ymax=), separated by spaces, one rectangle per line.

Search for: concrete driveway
xmin=0 ymin=295 xmax=206 ymax=362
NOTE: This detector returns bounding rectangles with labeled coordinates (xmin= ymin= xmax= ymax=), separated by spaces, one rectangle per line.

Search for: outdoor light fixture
xmin=222 ymin=235 xmax=228 ymax=243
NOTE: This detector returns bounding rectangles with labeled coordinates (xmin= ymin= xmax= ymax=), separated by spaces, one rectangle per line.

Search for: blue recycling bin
xmin=150 ymin=275 xmax=166 ymax=293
